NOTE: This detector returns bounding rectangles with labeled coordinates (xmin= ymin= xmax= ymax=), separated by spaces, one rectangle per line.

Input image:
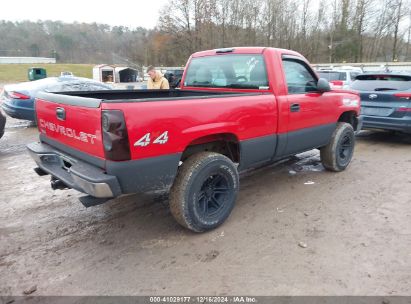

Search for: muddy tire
xmin=0 ymin=115 xmax=5 ymax=139
xmin=320 ymin=122 xmax=355 ymax=172
xmin=169 ymin=152 xmax=239 ymax=232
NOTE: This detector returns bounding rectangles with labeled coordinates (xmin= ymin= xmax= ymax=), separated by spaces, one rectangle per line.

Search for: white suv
xmin=317 ymin=69 xmax=362 ymax=89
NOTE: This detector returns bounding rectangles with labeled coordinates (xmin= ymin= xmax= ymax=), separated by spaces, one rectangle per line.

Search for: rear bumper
xmin=27 ymin=140 xmax=182 ymax=199
xmin=1 ymin=102 xmax=35 ymax=121
xmin=27 ymin=141 xmax=121 ymax=198
xmin=362 ymin=115 xmax=411 ymax=133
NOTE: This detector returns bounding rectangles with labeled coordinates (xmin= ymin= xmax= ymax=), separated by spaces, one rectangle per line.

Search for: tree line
xmin=1 ymin=0 xmax=410 ymax=66
xmin=0 ymin=20 xmax=152 ymax=67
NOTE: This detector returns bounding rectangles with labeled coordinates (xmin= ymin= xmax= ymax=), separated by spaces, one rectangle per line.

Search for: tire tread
xmin=320 ymin=122 xmax=354 ymax=172
xmin=169 ymin=152 xmax=237 ymax=232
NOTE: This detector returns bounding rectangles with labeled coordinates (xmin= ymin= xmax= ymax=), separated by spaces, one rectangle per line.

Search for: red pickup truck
xmin=28 ymin=47 xmax=362 ymax=232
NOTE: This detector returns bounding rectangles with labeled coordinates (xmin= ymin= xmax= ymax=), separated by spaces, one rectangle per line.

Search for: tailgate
xmin=35 ymin=94 xmax=105 ymax=159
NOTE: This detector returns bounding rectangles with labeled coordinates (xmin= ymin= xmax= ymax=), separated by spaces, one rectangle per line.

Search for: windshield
xmin=184 ymin=54 xmax=269 ymax=89
xmin=351 ymin=75 xmax=411 ymax=91
xmin=317 ymin=71 xmax=347 ymax=81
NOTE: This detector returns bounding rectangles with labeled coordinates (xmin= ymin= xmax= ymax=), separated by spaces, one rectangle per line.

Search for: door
xmin=281 ymin=57 xmax=336 ymax=155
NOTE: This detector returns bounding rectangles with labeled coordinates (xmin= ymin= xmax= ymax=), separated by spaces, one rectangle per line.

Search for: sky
xmin=0 ymin=0 xmax=170 ymax=29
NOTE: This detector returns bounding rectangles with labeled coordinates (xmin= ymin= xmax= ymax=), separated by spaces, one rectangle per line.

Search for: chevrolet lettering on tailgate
xmin=39 ymin=119 xmax=97 ymax=144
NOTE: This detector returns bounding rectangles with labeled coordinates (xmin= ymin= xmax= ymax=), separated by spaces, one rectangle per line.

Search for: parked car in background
xmin=389 ymin=70 xmax=411 ymax=75
xmin=317 ymin=69 xmax=361 ymax=89
xmin=1 ymin=77 xmax=113 ymax=121
xmin=164 ymin=69 xmax=184 ymax=88
xmin=351 ymin=73 xmax=411 ymax=133
xmin=0 ymin=108 xmax=6 ymax=139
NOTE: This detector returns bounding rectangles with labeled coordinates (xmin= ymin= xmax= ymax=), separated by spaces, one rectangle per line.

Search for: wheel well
xmin=338 ymin=111 xmax=358 ymax=130
xmin=181 ymin=134 xmax=240 ymax=163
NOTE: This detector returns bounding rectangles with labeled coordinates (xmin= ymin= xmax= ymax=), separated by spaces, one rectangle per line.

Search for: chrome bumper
xmin=27 ymin=142 xmax=122 ymax=198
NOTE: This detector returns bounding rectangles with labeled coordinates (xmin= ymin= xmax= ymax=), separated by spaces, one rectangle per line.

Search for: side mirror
xmin=317 ymin=78 xmax=331 ymax=93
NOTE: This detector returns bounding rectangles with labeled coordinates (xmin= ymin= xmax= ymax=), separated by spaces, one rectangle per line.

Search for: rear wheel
xmin=169 ymin=152 xmax=239 ymax=232
xmin=320 ymin=122 xmax=355 ymax=172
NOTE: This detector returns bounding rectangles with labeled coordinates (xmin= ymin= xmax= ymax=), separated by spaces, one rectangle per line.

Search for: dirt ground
xmin=0 ymin=115 xmax=410 ymax=297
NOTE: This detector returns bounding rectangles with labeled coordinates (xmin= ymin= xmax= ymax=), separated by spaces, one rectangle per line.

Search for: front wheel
xmin=169 ymin=152 xmax=239 ymax=232
xmin=320 ymin=122 xmax=355 ymax=172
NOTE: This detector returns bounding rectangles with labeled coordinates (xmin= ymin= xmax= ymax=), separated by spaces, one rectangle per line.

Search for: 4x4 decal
xmin=134 ymin=131 xmax=169 ymax=147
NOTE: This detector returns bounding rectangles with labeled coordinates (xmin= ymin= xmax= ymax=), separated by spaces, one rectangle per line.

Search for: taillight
xmin=397 ymin=107 xmax=411 ymax=112
xmin=394 ymin=93 xmax=411 ymax=99
xmin=102 ymin=110 xmax=131 ymax=161
xmin=8 ymin=91 xmax=30 ymax=100
xmin=330 ymin=80 xmax=344 ymax=86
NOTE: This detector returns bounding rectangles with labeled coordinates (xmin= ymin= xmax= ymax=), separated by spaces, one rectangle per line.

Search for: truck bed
xmin=36 ymin=89 xmax=259 ymax=108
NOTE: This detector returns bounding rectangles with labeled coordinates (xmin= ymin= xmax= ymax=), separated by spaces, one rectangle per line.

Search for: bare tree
xmin=2 ymin=0 xmax=411 ymax=65
xmin=390 ymin=0 xmax=408 ymax=60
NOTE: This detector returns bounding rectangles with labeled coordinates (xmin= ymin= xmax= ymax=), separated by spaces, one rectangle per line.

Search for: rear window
xmin=318 ymin=71 xmax=347 ymax=81
xmin=351 ymin=75 xmax=411 ymax=91
xmin=184 ymin=54 xmax=269 ymax=89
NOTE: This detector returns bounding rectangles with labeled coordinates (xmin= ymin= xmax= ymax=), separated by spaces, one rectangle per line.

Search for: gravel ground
xmin=0 ymin=116 xmax=410 ymax=297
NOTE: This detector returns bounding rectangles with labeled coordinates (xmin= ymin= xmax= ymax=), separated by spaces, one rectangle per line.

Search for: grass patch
xmin=0 ymin=64 xmax=94 ymax=83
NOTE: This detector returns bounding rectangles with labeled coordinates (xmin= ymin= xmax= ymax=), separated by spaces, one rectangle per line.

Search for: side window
xmin=282 ymin=59 xmax=318 ymax=94
xmin=350 ymin=72 xmax=359 ymax=81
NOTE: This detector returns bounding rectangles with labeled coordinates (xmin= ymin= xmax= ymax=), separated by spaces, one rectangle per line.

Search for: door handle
xmin=56 ymin=107 xmax=66 ymax=121
xmin=290 ymin=103 xmax=300 ymax=112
